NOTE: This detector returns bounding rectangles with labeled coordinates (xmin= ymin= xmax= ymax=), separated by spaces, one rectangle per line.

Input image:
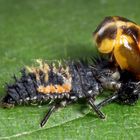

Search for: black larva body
xmin=2 ymin=57 xmax=140 ymax=127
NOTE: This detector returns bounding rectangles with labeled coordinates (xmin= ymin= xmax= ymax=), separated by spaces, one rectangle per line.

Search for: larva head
xmin=97 ymin=65 xmax=121 ymax=90
xmin=92 ymin=57 xmax=121 ymax=90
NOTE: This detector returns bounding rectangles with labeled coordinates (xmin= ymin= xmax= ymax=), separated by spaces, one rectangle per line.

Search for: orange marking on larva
xmin=37 ymin=83 xmax=72 ymax=94
xmin=50 ymin=84 xmax=56 ymax=93
xmin=62 ymin=84 xmax=71 ymax=92
xmin=37 ymin=86 xmax=46 ymax=93
xmin=56 ymin=85 xmax=65 ymax=93
xmin=44 ymin=86 xmax=51 ymax=93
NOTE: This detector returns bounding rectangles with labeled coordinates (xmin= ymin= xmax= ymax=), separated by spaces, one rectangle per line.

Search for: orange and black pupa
xmin=1 ymin=57 xmax=139 ymax=127
xmin=93 ymin=16 xmax=140 ymax=79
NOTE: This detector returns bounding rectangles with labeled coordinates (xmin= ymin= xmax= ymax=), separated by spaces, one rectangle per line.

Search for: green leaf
xmin=0 ymin=0 xmax=140 ymax=139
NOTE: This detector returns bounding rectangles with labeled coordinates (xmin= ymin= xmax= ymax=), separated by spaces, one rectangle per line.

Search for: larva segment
xmin=37 ymin=83 xmax=71 ymax=94
xmin=27 ymin=60 xmax=72 ymax=95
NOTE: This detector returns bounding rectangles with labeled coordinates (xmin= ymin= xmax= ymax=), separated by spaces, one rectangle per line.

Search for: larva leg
xmin=87 ymin=98 xmax=105 ymax=119
xmin=96 ymin=94 xmax=118 ymax=109
xmin=40 ymin=100 xmax=71 ymax=127
xmin=40 ymin=104 xmax=56 ymax=127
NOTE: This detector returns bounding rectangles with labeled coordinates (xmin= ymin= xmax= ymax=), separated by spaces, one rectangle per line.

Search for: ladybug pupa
xmin=1 ymin=57 xmax=140 ymax=127
xmin=93 ymin=16 xmax=140 ymax=79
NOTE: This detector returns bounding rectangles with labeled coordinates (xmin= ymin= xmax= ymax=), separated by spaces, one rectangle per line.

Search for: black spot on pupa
xmin=122 ymin=26 xmax=139 ymax=43
xmin=93 ymin=16 xmax=115 ymax=35
xmin=116 ymin=16 xmax=136 ymax=24
xmin=96 ymin=26 xmax=117 ymax=44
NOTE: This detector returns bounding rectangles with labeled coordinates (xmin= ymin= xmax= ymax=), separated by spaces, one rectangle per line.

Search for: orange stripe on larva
xmin=37 ymin=84 xmax=71 ymax=94
xmin=62 ymin=84 xmax=71 ymax=92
